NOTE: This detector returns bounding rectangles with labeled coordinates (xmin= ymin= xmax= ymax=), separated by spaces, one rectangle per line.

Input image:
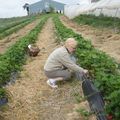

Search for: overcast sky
xmin=0 ymin=0 xmax=90 ymax=18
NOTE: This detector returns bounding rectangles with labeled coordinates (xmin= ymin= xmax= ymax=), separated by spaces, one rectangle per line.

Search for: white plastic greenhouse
xmin=64 ymin=0 xmax=120 ymax=19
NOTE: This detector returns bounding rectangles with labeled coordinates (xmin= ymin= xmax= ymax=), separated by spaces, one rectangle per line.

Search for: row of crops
xmin=0 ymin=16 xmax=36 ymax=39
xmin=0 ymin=16 xmax=27 ymax=28
xmin=73 ymin=14 xmax=120 ymax=31
xmin=53 ymin=15 xmax=120 ymax=120
xmin=0 ymin=15 xmax=49 ymax=101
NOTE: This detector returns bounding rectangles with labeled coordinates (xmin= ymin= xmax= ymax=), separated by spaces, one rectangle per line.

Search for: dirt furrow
xmin=0 ymin=19 xmax=40 ymax=54
xmin=60 ymin=16 xmax=120 ymax=63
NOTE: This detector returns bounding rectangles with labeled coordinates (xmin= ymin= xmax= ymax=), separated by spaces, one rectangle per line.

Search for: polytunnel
xmin=64 ymin=0 xmax=120 ymax=19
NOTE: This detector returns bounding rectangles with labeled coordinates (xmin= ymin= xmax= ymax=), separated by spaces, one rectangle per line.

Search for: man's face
xmin=68 ymin=44 xmax=77 ymax=54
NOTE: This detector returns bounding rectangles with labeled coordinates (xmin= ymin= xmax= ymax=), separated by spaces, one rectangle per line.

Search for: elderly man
xmin=44 ymin=38 xmax=88 ymax=88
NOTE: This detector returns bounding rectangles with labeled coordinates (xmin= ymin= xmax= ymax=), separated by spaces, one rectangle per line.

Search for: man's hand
xmin=83 ymin=69 xmax=89 ymax=75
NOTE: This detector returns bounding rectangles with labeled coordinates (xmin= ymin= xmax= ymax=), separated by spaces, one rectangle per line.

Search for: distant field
xmin=0 ymin=15 xmax=36 ymax=39
xmin=0 ymin=16 xmax=30 ymax=30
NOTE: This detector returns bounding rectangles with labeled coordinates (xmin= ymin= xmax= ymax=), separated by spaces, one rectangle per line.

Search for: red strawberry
xmin=107 ymin=114 xmax=113 ymax=120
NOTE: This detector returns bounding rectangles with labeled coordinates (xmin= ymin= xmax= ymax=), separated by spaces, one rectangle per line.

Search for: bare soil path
xmin=60 ymin=16 xmax=120 ymax=63
xmin=0 ymin=19 xmax=40 ymax=54
xmin=0 ymin=18 xmax=95 ymax=120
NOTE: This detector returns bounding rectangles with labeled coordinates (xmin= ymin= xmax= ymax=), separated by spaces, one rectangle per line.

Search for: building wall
xmin=29 ymin=1 xmax=43 ymax=14
xmin=51 ymin=1 xmax=65 ymax=12
xmin=29 ymin=0 xmax=65 ymax=15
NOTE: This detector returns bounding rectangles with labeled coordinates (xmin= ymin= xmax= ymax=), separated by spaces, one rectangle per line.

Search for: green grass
xmin=73 ymin=14 xmax=120 ymax=31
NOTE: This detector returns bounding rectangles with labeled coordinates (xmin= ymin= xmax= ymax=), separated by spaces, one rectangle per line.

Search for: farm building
xmin=28 ymin=0 xmax=66 ymax=15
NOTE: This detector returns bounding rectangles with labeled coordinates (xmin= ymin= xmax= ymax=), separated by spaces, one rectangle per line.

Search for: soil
xmin=60 ymin=16 xmax=120 ymax=63
xmin=0 ymin=18 xmax=96 ymax=120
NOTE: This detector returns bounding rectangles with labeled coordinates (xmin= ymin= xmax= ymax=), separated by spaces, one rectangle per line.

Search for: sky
xmin=0 ymin=0 xmax=90 ymax=18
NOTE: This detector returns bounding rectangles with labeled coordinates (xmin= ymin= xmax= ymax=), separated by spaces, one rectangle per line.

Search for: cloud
xmin=0 ymin=0 xmax=40 ymax=18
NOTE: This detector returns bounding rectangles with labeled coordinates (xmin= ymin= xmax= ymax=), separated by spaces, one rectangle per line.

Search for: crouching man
xmin=44 ymin=38 xmax=88 ymax=88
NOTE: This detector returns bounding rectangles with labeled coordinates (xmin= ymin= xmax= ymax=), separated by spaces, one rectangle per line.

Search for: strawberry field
xmin=0 ymin=14 xmax=120 ymax=120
